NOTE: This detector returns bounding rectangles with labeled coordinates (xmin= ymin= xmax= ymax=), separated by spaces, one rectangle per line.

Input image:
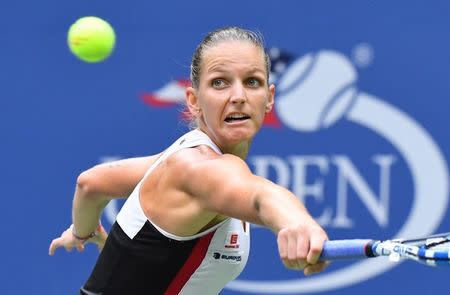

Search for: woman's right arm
xmin=181 ymin=153 xmax=328 ymax=275
xmin=49 ymin=154 xmax=161 ymax=255
xmin=76 ymin=154 xmax=163 ymax=198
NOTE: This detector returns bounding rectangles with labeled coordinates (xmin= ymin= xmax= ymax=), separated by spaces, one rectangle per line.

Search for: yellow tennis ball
xmin=67 ymin=16 xmax=116 ymax=63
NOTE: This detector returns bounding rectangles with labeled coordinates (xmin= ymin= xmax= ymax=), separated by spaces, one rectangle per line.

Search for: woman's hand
xmin=277 ymin=223 xmax=329 ymax=275
xmin=48 ymin=224 xmax=108 ymax=256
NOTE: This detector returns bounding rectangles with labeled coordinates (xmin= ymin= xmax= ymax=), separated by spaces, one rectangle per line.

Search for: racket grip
xmin=320 ymin=239 xmax=375 ymax=261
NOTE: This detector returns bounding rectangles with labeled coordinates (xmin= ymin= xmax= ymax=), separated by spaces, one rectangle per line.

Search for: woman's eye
xmin=212 ymin=79 xmax=226 ymax=88
xmin=247 ymin=78 xmax=261 ymax=87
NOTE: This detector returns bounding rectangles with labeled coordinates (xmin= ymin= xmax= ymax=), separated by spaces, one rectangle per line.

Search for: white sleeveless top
xmin=116 ymin=129 xmax=251 ymax=295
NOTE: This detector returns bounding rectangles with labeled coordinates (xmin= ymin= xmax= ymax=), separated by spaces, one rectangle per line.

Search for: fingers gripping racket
xmin=320 ymin=232 xmax=450 ymax=266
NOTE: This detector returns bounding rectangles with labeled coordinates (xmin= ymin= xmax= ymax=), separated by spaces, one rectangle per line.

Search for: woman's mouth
xmin=225 ymin=113 xmax=250 ymax=123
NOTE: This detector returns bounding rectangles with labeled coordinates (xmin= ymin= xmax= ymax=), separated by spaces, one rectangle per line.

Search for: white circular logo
xmin=226 ymin=50 xmax=449 ymax=293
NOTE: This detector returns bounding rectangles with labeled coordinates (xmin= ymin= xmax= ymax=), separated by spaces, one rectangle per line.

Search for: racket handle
xmin=320 ymin=239 xmax=376 ymax=261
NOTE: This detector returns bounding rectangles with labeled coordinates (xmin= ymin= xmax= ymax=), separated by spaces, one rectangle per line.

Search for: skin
xmin=49 ymin=155 xmax=161 ymax=252
xmin=49 ymin=40 xmax=328 ymax=275
xmin=186 ymin=41 xmax=274 ymax=158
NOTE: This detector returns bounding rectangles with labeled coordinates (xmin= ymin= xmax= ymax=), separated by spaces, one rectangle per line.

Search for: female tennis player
xmin=49 ymin=27 xmax=329 ymax=295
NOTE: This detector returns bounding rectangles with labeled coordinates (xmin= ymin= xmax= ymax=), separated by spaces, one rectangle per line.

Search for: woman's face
xmin=186 ymin=41 xmax=275 ymax=153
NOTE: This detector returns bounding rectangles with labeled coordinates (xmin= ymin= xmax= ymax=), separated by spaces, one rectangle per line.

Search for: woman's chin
xmin=224 ymin=129 xmax=255 ymax=144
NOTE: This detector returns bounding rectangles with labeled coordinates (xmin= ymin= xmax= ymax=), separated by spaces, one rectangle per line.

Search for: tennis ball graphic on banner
xmin=67 ymin=16 xmax=116 ymax=63
xmin=276 ymin=51 xmax=357 ymax=131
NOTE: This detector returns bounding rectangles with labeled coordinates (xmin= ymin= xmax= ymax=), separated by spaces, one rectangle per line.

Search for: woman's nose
xmin=230 ymin=84 xmax=247 ymax=104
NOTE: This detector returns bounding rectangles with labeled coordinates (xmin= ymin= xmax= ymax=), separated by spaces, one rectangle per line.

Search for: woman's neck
xmin=222 ymin=141 xmax=251 ymax=159
xmin=196 ymin=128 xmax=251 ymax=159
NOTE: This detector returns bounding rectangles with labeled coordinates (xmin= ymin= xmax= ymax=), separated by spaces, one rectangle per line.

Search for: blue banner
xmin=2 ymin=1 xmax=449 ymax=294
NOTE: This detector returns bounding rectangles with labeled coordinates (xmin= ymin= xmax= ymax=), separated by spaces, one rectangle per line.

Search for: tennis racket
xmin=320 ymin=232 xmax=450 ymax=266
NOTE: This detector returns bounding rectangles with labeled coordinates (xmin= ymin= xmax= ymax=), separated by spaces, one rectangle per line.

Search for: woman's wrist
xmin=71 ymin=222 xmax=101 ymax=241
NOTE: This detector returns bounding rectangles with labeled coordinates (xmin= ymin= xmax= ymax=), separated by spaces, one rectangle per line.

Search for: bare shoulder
xmin=165 ymin=145 xmax=259 ymax=202
xmin=163 ymin=145 xmax=269 ymax=222
xmin=160 ymin=145 xmax=255 ymax=200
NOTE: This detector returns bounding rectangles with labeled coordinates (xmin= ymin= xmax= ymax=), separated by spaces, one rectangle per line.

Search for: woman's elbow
xmin=76 ymin=168 xmax=101 ymax=198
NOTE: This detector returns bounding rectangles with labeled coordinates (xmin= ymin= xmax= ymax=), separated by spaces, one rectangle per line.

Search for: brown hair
xmin=190 ymin=26 xmax=271 ymax=89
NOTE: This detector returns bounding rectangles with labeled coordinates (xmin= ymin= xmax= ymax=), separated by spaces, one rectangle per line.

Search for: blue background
xmin=1 ymin=1 xmax=449 ymax=294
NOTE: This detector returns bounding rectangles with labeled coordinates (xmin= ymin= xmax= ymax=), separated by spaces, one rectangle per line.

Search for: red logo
xmin=225 ymin=232 xmax=240 ymax=249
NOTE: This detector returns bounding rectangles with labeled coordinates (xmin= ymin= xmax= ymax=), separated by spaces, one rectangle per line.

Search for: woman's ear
xmin=265 ymin=84 xmax=275 ymax=113
xmin=186 ymin=86 xmax=201 ymax=116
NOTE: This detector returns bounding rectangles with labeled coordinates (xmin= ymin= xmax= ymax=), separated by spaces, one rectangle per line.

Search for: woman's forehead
xmin=201 ymin=41 xmax=266 ymax=71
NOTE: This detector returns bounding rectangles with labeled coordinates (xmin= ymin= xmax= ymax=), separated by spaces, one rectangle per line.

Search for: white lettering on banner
xmin=288 ymin=156 xmax=332 ymax=225
xmin=249 ymin=155 xmax=396 ymax=228
xmin=251 ymin=156 xmax=290 ymax=188
xmin=333 ymin=155 xmax=395 ymax=228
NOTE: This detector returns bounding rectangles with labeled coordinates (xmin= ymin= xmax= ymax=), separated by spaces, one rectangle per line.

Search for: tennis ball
xmin=67 ymin=16 xmax=116 ymax=63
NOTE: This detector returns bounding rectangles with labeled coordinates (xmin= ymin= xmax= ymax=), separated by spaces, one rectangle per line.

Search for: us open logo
xmin=103 ymin=47 xmax=449 ymax=293
xmin=226 ymin=50 xmax=449 ymax=293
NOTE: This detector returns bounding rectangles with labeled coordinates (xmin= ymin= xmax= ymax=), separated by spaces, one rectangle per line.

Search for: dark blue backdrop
xmin=2 ymin=1 xmax=449 ymax=294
